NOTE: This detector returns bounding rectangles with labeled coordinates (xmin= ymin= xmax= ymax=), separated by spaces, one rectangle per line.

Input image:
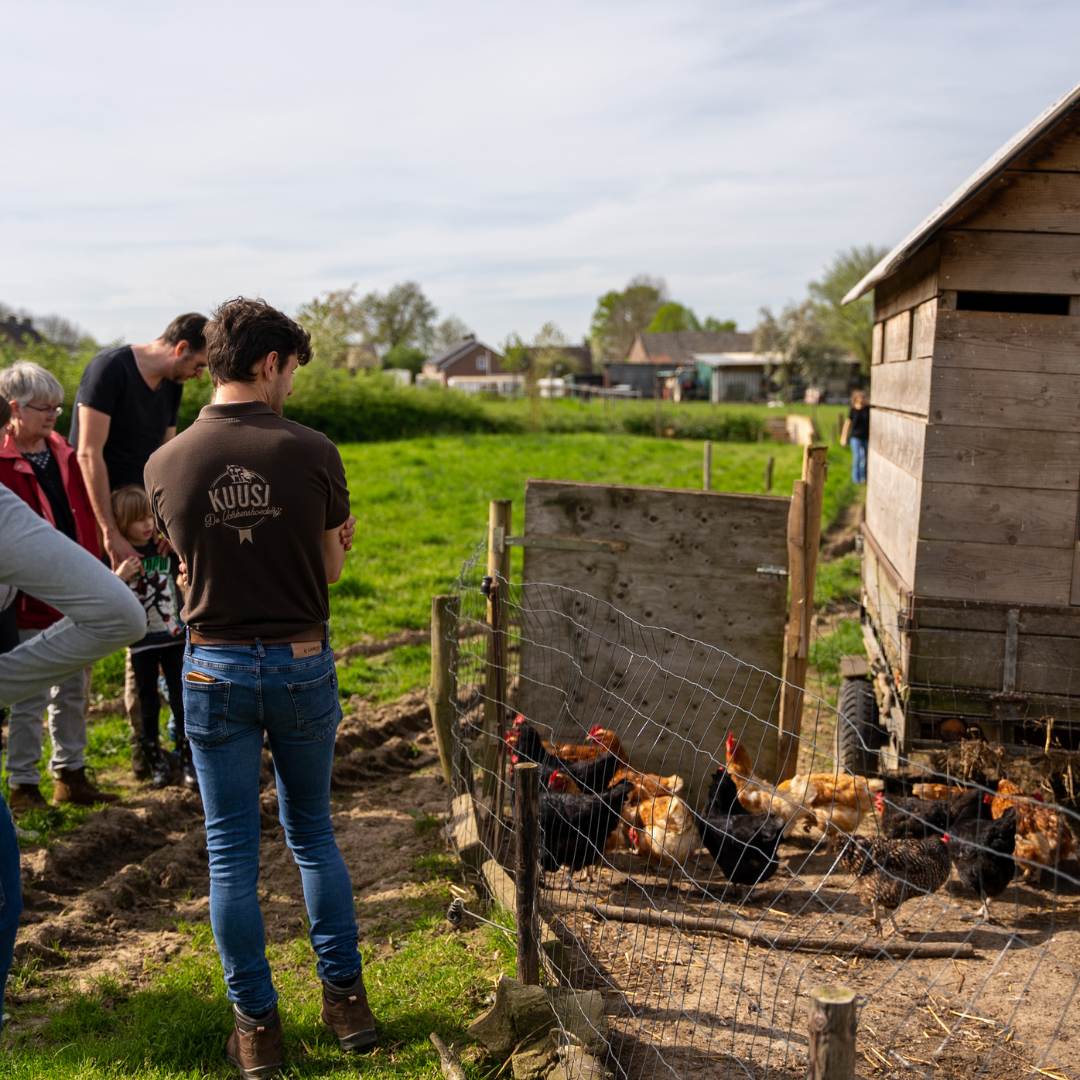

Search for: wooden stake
xmin=430 ymin=1033 xmax=469 ymax=1080
xmin=429 ymin=594 xmax=465 ymax=793
xmin=807 ymin=986 xmax=857 ymax=1080
xmin=514 ymin=762 xmax=541 ymax=986
xmin=703 ymin=441 xmax=712 ymax=491
xmin=765 ymin=455 xmax=774 ymax=493
xmin=776 ymin=444 xmax=828 ymax=781
xmin=481 ymin=500 xmax=512 ymax=799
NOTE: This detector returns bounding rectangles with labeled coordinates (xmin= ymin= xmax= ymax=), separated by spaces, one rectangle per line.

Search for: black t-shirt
xmin=144 ymin=401 xmax=351 ymax=639
xmin=848 ymin=406 xmax=870 ymax=441
xmin=23 ymin=448 xmax=77 ymax=541
xmin=68 ymin=346 xmax=183 ymax=489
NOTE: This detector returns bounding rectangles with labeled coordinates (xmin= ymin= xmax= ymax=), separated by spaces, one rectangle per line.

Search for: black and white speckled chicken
xmin=943 ymin=806 xmax=1017 ymax=922
xmin=838 ymin=832 xmax=951 ymax=936
xmin=698 ymin=765 xmax=785 ymax=888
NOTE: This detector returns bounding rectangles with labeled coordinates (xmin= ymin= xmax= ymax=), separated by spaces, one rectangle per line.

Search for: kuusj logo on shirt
xmin=204 ymin=465 xmax=281 ymax=544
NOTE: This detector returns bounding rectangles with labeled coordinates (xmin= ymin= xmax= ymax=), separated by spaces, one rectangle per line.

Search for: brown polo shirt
xmin=144 ymin=400 xmax=350 ymax=639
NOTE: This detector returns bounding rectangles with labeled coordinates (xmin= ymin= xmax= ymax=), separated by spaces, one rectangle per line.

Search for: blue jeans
xmin=849 ymin=436 xmax=868 ymax=484
xmin=183 ymin=634 xmax=360 ymax=1015
xmin=0 ymin=791 xmax=23 ymax=1039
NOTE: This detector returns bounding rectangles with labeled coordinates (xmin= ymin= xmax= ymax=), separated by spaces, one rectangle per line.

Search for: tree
xmin=808 ymin=244 xmax=889 ymax=373
xmin=382 ymin=343 xmax=427 ymax=375
xmin=754 ymin=301 xmax=842 ymax=403
xmin=648 ymin=302 xmax=701 ymax=333
xmin=531 ymin=321 xmax=576 ymax=378
xmin=295 ymin=287 xmax=357 ymax=368
xmin=589 ymin=274 xmax=668 ymax=363
xmin=357 ymin=281 xmax=437 ymax=353
xmin=431 ymin=315 xmax=472 ymax=356
xmin=702 ymin=316 xmax=737 ymax=333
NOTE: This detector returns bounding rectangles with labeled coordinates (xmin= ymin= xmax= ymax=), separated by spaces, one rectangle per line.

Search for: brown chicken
xmin=534 ymin=721 xmax=627 ymax=765
xmin=911 ymin=783 xmax=966 ymax=801
xmin=627 ymin=795 xmax=698 ymax=867
xmin=611 ymin=766 xmax=684 ymax=808
xmin=990 ymin=779 xmax=1077 ymax=880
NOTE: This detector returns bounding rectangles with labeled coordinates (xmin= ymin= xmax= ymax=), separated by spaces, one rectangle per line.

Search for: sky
xmin=3 ymin=0 xmax=1080 ymax=348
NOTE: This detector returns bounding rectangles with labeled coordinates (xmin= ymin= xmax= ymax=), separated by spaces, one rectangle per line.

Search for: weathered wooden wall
xmin=516 ymin=480 xmax=791 ymax=797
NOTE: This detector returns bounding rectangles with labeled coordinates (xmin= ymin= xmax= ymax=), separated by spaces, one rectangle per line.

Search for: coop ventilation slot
xmin=956 ymin=291 xmax=1071 ymax=316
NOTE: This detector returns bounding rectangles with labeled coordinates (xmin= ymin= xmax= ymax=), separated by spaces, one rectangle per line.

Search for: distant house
xmin=525 ymin=342 xmax=593 ymax=375
xmin=0 ymin=317 xmax=45 ymax=348
xmin=625 ymin=330 xmax=754 ymax=365
xmin=420 ymin=334 xmax=521 ymax=394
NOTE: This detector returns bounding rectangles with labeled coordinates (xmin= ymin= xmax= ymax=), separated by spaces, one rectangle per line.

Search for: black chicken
xmin=875 ymin=787 xmax=983 ymax=839
xmin=538 ymin=778 xmax=634 ymax=878
xmin=698 ymin=765 xmax=785 ymax=888
xmin=943 ymin=806 xmax=1017 ymax=921
xmin=512 ymin=722 xmax=621 ymax=794
xmin=838 ymin=833 xmax=951 ymax=936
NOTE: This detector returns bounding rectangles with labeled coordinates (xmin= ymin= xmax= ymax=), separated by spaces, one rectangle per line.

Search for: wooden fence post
xmin=776 ymin=444 xmax=828 ymax=781
xmin=430 ymin=594 xmax=465 ymax=794
xmin=703 ymin=441 xmax=712 ymax=492
xmin=807 ymin=986 xmax=857 ymax=1080
xmin=481 ymin=500 xmax=512 ymax=800
xmin=764 ymin=455 xmax=775 ymax=493
xmin=514 ymin=762 xmax=541 ymax=986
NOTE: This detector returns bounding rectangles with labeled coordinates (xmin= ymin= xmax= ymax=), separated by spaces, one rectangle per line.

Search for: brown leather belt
xmin=189 ymin=625 xmax=326 ymax=646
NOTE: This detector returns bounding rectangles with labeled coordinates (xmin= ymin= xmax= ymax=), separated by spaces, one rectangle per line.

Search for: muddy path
xmin=11 ymin=691 xmax=451 ymax=998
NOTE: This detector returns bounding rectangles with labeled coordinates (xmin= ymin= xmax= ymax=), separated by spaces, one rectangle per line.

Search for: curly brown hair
xmin=205 ymin=298 xmax=312 ymax=385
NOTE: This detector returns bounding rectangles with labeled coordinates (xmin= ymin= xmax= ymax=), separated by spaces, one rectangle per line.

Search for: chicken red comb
xmin=984 ymin=794 xmax=992 ymax=803
xmin=726 ymin=732 xmax=736 ymax=752
xmin=513 ymin=713 xmax=526 ymax=726
xmin=588 ymin=725 xmax=603 ymax=742
xmin=941 ymin=834 xmax=950 ymax=844
xmin=1034 ymin=792 xmax=1044 ymax=801
xmin=548 ymin=770 xmax=565 ymax=790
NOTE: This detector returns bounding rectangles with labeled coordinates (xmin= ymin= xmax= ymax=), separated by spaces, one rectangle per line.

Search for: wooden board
xmin=935 ymin=309 xmax=1080 ymax=374
xmin=874 ymin=242 xmax=940 ymax=323
xmin=919 ymin=482 xmax=1076 ymax=548
xmin=517 ymin=480 xmax=791 ymax=794
xmin=927 ymin=366 xmax=1080 ymax=431
xmin=913 ymin=602 xmax=1080 ymax=638
xmin=883 ymin=310 xmax=911 ymax=363
xmin=923 ymin=424 xmax=1080 ymax=489
xmin=865 ymin=450 xmax=920 ymax=587
xmin=871 ymin=321 xmax=883 ymax=365
xmin=947 ymin=171 xmax=1080 ymax=234
xmin=939 ymin=229 xmax=1080 ymax=294
xmin=861 ymin=537 xmax=909 ymax=674
xmin=1010 ymin=116 xmax=1080 ymax=172
xmin=870 ymin=356 xmax=932 ymax=416
xmin=913 ymin=299 xmax=937 ymax=359
xmin=869 ymin=407 xmax=926 ymax=477
xmin=913 ymin=539 xmax=1073 ymax=605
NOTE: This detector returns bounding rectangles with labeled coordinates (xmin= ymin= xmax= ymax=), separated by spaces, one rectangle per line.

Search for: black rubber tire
xmin=836 ymin=677 xmax=880 ymax=776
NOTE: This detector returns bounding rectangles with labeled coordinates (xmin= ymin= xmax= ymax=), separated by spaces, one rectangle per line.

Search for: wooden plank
xmin=869 ymin=356 xmax=932 ymax=417
xmin=871 ymin=321 xmax=883 ymax=365
xmin=927 ymin=366 xmax=1080 ymax=431
xmin=883 ymin=310 xmax=911 ymax=363
xmin=913 ymin=539 xmax=1073 ymax=604
xmin=934 ymin=309 xmax=1080 ymax=374
xmin=909 ymin=627 xmax=1080 ymax=696
xmin=860 ymin=538 xmax=908 ymax=676
xmin=874 ymin=242 xmax=940 ymax=323
xmin=450 ymin=793 xmax=485 ymax=871
xmin=865 ymin=450 xmax=920 ymax=586
xmin=913 ymin=298 xmax=937 ymax=359
xmin=1072 ymin=542 xmax=1080 ymax=607
xmin=1010 ymin=118 xmax=1080 ymax=172
xmin=868 ymin=408 xmax=925 ymax=477
xmin=923 ymin=424 xmax=1080 ymax=489
xmin=920 ymin=482 xmax=1076 ymax=549
xmin=948 ymin=171 xmax=1080 ymax=233
xmin=912 ymin=601 xmax=1080 ymax=638
xmin=939 ymin=229 xmax=1080 ymax=294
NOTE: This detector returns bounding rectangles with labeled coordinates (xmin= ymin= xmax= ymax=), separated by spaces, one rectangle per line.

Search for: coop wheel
xmin=836 ymin=677 xmax=880 ymax=776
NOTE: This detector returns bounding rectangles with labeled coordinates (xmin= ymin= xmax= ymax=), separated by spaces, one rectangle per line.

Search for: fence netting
xmin=443 ymin=537 xmax=1080 ymax=1080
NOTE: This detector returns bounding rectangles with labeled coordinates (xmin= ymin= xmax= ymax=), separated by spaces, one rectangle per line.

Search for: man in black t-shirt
xmin=71 ymin=313 xmax=208 ymax=569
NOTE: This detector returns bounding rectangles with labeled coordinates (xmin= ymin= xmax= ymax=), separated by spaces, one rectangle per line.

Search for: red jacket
xmin=0 ymin=430 xmax=102 ymax=629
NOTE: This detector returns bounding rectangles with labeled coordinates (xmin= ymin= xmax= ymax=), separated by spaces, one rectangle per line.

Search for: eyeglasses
xmin=21 ymin=404 xmax=63 ymax=417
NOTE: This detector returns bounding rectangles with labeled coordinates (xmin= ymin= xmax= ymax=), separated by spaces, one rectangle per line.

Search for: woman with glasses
xmin=0 ymin=361 xmax=120 ymax=812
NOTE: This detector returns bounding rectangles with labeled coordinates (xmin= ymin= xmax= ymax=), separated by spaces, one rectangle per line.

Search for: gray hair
xmin=0 ymin=361 xmax=65 ymax=408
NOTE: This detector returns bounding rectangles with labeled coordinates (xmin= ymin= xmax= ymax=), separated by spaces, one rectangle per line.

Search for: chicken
xmin=943 ymin=807 xmax=1017 ymax=922
xmin=698 ymin=765 xmax=785 ymax=888
xmin=511 ymin=722 xmax=621 ymax=794
xmin=838 ymin=832 xmax=951 ymax=936
xmin=627 ymin=795 xmax=698 ymax=867
xmin=724 ymin=733 xmax=882 ymax=836
xmin=911 ymin=783 xmax=966 ymax=801
xmin=611 ymin=766 xmax=684 ymax=809
xmin=542 ymin=723 xmax=627 ymax=765
xmin=538 ymin=777 xmax=634 ymax=879
xmin=875 ymin=788 xmax=982 ymax=840
xmin=990 ymin=779 xmax=1076 ymax=881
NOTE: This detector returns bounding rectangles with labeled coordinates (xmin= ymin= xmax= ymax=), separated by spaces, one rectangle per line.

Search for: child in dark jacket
xmin=111 ymin=485 xmax=197 ymax=792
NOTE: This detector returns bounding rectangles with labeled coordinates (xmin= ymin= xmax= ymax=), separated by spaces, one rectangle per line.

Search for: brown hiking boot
xmin=53 ymin=767 xmax=120 ymax=806
xmin=225 ymin=1004 xmax=282 ymax=1080
xmin=130 ymin=740 xmax=152 ymax=781
xmin=321 ymin=972 xmax=377 ymax=1051
xmin=8 ymin=783 xmax=49 ymax=814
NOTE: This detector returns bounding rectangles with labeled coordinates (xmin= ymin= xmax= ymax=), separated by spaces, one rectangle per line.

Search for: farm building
xmin=420 ymin=334 xmax=521 ymax=394
xmin=0 ymin=317 xmax=45 ymax=347
xmin=844 ymin=79 xmax=1080 ymax=751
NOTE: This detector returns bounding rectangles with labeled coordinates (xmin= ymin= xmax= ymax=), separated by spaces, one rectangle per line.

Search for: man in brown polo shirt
xmin=145 ymin=298 xmax=370 ymax=1079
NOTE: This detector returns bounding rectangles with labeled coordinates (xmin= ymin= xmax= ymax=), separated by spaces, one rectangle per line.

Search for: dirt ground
xmin=10 ymin=691 xmax=450 ymax=1001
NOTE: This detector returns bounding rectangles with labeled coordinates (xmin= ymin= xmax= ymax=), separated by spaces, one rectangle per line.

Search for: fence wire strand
xmin=443 ymin=536 xmax=1080 ymax=1080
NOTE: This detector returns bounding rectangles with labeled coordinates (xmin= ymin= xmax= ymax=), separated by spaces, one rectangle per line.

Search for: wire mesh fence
xmin=440 ymin=534 xmax=1080 ymax=1080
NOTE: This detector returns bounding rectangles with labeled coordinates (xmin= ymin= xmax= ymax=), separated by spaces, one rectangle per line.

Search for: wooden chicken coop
xmin=840 ymin=80 xmax=1080 ymax=773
